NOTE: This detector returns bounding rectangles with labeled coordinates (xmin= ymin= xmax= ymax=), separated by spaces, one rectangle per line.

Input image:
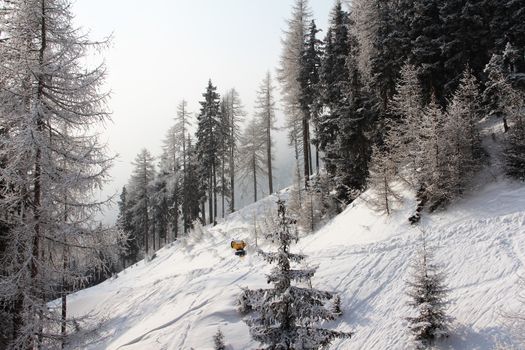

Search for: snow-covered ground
xmin=66 ymin=179 xmax=525 ymax=349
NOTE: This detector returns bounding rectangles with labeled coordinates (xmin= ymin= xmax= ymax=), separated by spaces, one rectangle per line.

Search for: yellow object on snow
xmin=231 ymin=240 xmax=246 ymax=250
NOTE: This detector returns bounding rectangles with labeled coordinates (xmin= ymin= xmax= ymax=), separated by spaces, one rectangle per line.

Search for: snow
xmin=66 ymin=179 xmax=525 ymax=349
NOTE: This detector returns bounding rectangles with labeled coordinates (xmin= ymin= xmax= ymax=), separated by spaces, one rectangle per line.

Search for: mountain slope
xmin=66 ymin=180 xmax=525 ymax=349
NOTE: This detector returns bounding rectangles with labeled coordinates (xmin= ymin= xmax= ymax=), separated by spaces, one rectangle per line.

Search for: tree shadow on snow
xmin=435 ymin=324 xmax=520 ymax=349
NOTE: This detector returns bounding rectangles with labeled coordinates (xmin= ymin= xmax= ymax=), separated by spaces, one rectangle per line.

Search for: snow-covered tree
xmin=213 ymin=328 xmax=226 ymax=350
xmin=441 ymin=68 xmax=483 ymax=200
xmin=367 ymin=144 xmax=401 ymax=215
xmin=387 ymin=62 xmax=424 ymax=184
xmin=222 ymin=88 xmax=245 ymax=213
xmin=128 ymin=149 xmax=156 ymax=255
xmin=196 ymin=80 xmax=223 ymax=225
xmin=238 ymin=199 xmax=350 ymax=349
xmin=278 ymin=0 xmax=312 ymax=184
xmin=299 ymin=19 xmax=322 ymax=174
xmin=237 ymin=118 xmax=266 ymax=203
xmin=254 ymin=72 xmax=277 ymax=195
xmin=0 ymin=0 xmax=116 ymax=346
xmin=406 ymin=238 xmax=451 ymax=349
xmin=500 ymin=77 xmax=525 ymax=180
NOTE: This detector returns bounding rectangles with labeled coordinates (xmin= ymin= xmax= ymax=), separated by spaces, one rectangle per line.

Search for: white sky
xmin=72 ymin=0 xmax=335 ymax=222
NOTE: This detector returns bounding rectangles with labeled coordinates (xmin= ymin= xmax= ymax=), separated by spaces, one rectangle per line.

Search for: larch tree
xmin=254 ymin=72 xmax=277 ymax=195
xmin=388 ymin=62 xmax=424 ymax=184
xmin=367 ymin=144 xmax=401 ymax=215
xmin=441 ymin=68 xmax=483 ymax=202
xmin=0 ymin=0 xmax=118 ymax=347
xmin=220 ymin=88 xmax=245 ymax=216
xmin=237 ymin=118 xmax=266 ymax=203
xmin=238 ymin=200 xmax=350 ymax=349
xmin=277 ymin=0 xmax=312 ymax=188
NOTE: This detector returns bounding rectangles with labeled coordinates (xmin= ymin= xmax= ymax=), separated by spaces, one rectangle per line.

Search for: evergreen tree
xmin=406 ymin=238 xmax=451 ymax=349
xmin=238 ymin=200 xmax=350 ymax=349
xmin=183 ymin=137 xmax=204 ymax=230
xmin=493 ymin=72 xmax=525 ymax=180
xmin=117 ymin=186 xmax=139 ymax=265
xmin=196 ymin=80 xmax=222 ymax=225
xmin=128 ymin=149 xmax=157 ymax=255
xmin=254 ymin=72 xmax=277 ymax=194
xmin=213 ymin=328 xmax=226 ymax=350
xmin=299 ymin=19 xmax=323 ymax=174
xmin=408 ymin=0 xmax=444 ymax=102
xmin=439 ymin=0 xmax=491 ymax=97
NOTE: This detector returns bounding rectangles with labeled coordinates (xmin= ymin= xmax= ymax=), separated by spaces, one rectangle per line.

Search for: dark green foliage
xmin=406 ymin=240 xmax=451 ymax=349
xmin=238 ymin=200 xmax=350 ymax=349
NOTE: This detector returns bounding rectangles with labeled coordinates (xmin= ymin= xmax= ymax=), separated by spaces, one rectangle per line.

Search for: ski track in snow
xmin=66 ymin=180 xmax=525 ymax=349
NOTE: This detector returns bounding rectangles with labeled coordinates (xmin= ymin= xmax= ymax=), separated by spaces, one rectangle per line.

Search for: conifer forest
xmin=0 ymin=0 xmax=524 ymax=349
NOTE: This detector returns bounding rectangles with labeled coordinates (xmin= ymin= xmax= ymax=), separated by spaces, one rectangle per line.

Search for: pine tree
xmin=238 ymin=200 xmax=350 ymax=349
xmin=0 ymin=0 xmax=116 ymax=346
xmin=406 ymin=238 xmax=451 ymax=349
xmin=254 ymin=72 xmax=277 ymax=194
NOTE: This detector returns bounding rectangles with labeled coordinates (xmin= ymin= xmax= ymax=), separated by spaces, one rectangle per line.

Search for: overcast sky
xmin=71 ymin=0 xmax=336 ymax=222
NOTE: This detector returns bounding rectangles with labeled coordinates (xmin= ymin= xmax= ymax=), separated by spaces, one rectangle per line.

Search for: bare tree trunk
xmin=213 ymin=162 xmax=217 ymax=225
xmin=253 ymin=156 xmax=258 ymax=202
xmin=266 ymin=88 xmax=273 ymax=195
xmin=302 ymin=115 xmax=310 ymax=189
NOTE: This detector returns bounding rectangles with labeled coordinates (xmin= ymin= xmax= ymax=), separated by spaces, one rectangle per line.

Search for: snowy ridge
xmin=67 ymin=180 xmax=525 ymax=349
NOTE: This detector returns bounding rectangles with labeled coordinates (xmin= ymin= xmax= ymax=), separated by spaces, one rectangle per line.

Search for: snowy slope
xmin=66 ymin=180 xmax=525 ymax=350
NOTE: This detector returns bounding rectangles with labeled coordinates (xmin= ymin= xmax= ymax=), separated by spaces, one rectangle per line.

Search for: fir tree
xmin=117 ymin=186 xmax=139 ymax=265
xmin=299 ymin=20 xmax=322 ymax=174
xmin=196 ymin=80 xmax=223 ymax=225
xmin=128 ymin=149 xmax=157 ymax=255
xmin=213 ymin=328 xmax=226 ymax=350
xmin=238 ymin=200 xmax=350 ymax=349
xmin=406 ymin=238 xmax=451 ymax=349
xmin=409 ymin=0 xmax=444 ymax=102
